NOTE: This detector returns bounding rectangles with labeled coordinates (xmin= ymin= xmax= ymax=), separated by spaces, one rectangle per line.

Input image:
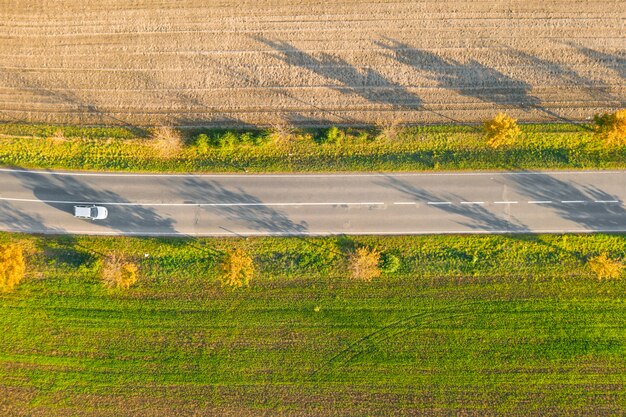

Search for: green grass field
xmin=1 ymin=122 xmax=624 ymax=173
xmin=1 ymin=233 xmax=626 ymax=415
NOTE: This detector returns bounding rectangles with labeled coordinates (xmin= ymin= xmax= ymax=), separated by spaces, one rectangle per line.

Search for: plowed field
xmin=0 ymin=1 xmax=624 ymax=126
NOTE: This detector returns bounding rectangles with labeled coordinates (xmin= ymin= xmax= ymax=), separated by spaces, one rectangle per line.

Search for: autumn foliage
xmin=102 ymin=255 xmax=139 ymax=289
xmin=0 ymin=243 xmax=26 ymax=292
xmin=220 ymin=248 xmax=254 ymax=288
xmin=348 ymin=247 xmax=381 ymax=281
xmin=150 ymin=126 xmax=184 ymax=158
xmin=483 ymin=112 xmax=522 ymax=149
xmin=593 ymin=109 xmax=626 ymax=147
xmin=588 ymin=253 xmax=624 ymax=280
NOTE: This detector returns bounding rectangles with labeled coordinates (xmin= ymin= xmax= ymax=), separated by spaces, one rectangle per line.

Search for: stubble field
xmin=0 ymin=0 xmax=624 ymax=127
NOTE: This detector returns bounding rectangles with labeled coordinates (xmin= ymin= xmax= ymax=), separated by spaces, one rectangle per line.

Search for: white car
xmin=74 ymin=205 xmax=108 ymax=220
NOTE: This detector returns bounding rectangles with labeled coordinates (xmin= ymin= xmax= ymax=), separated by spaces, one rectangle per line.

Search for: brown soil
xmin=0 ymin=1 xmax=623 ymax=127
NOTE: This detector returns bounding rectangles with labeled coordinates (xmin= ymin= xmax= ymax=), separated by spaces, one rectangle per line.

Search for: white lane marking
xmin=494 ymin=201 xmax=518 ymax=204
xmin=1 ymin=167 xmax=626 ymax=178
xmin=460 ymin=201 xmax=484 ymax=205
xmin=393 ymin=202 xmax=416 ymax=205
xmin=427 ymin=201 xmax=452 ymax=205
xmin=561 ymin=200 xmax=587 ymax=203
xmin=595 ymin=200 xmax=620 ymax=203
xmin=528 ymin=200 xmax=552 ymax=204
xmin=0 ymin=197 xmax=384 ymax=207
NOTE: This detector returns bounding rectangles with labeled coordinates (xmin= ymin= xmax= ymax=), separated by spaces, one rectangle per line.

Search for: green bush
xmin=380 ymin=252 xmax=401 ymax=274
xmin=318 ymin=126 xmax=344 ymax=145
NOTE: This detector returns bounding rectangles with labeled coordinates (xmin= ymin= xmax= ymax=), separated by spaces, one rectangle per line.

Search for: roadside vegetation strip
xmin=0 ymin=121 xmax=625 ymax=173
xmin=1 ymin=233 xmax=626 ymax=414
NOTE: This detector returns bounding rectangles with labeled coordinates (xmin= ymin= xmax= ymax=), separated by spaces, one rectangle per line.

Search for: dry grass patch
xmin=484 ymin=113 xmax=522 ymax=149
xmin=375 ymin=118 xmax=404 ymax=141
xmin=0 ymin=243 xmax=26 ymax=292
xmin=220 ymin=248 xmax=254 ymax=288
xmin=348 ymin=247 xmax=381 ymax=282
xmin=268 ymin=121 xmax=298 ymax=145
xmin=150 ymin=126 xmax=184 ymax=158
xmin=588 ymin=253 xmax=624 ymax=280
xmin=594 ymin=109 xmax=626 ymax=147
xmin=102 ymin=254 xmax=139 ymax=289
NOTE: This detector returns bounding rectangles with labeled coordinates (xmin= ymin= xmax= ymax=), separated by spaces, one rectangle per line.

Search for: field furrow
xmin=0 ymin=0 xmax=623 ymax=126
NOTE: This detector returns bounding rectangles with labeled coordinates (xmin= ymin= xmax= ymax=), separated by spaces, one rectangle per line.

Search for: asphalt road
xmin=1 ymin=168 xmax=625 ymax=236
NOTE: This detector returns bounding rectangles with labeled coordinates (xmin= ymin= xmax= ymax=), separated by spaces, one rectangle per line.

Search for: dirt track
xmin=0 ymin=1 xmax=624 ymax=127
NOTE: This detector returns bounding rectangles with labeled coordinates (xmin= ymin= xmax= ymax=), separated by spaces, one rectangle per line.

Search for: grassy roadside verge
xmin=1 ymin=122 xmax=624 ymax=172
xmin=2 ymin=232 xmax=626 ymax=415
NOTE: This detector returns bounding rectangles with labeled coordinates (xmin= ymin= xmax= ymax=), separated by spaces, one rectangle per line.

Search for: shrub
xmin=150 ymin=126 xmax=184 ymax=158
xmin=483 ymin=113 xmax=521 ymax=148
xmin=348 ymin=247 xmax=381 ymax=281
xmin=320 ymin=126 xmax=344 ymax=145
xmin=0 ymin=243 xmax=26 ymax=292
xmin=102 ymin=255 xmax=138 ymax=289
xmin=593 ymin=109 xmax=626 ymax=147
xmin=588 ymin=253 xmax=623 ymax=280
xmin=220 ymin=248 xmax=254 ymax=288
xmin=380 ymin=252 xmax=401 ymax=274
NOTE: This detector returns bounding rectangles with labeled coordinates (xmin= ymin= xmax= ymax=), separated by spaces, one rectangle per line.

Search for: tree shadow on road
xmin=505 ymin=172 xmax=626 ymax=231
xmin=0 ymin=200 xmax=64 ymax=233
xmin=10 ymin=170 xmax=176 ymax=235
xmin=175 ymin=178 xmax=308 ymax=235
xmin=381 ymin=176 xmax=529 ymax=232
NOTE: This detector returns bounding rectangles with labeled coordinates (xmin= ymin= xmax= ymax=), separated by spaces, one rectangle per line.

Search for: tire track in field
xmin=309 ymin=301 xmax=483 ymax=380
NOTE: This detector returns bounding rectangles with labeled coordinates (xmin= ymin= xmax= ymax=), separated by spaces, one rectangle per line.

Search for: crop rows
xmin=0 ymin=0 xmax=623 ymax=127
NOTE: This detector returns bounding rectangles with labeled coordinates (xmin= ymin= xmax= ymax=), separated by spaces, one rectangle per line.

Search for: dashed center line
xmin=460 ymin=201 xmax=485 ymax=205
xmin=528 ymin=200 xmax=552 ymax=204
xmin=0 ymin=197 xmax=385 ymax=207
xmin=561 ymin=200 xmax=586 ymax=203
xmin=427 ymin=201 xmax=452 ymax=205
xmin=595 ymin=200 xmax=620 ymax=203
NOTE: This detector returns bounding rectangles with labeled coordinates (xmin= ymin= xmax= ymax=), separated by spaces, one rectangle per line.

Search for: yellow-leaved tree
xmin=588 ymin=253 xmax=624 ymax=280
xmin=483 ymin=112 xmax=522 ymax=149
xmin=220 ymin=248 xmax=254 ymax=288
xmin=348 ymin=247 xmax=381 ymax=281
xmin=0 ymin=243 xmax=26 ymax=292
xmin=593 ymin=109 xmax=626 ymax=147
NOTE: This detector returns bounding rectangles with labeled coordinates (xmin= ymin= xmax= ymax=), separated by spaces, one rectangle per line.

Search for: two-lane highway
xmin=1 ymin=169 xmax=625 ymax=236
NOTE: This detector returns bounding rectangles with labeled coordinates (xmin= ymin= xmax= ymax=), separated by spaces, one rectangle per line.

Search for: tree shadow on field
xmin=194 ymin=50 xmax=364 ymax=126
xmin=0 ymin=67 xmax=146 ymax=134
xmin=10 ymin=170 xmax=176 ymax=235
xmin=127 ymin=70 xmax=261 ymax=129
xmin=506 ymin=47 xmax=625 ymax=110
xmin=506 ymin=172 xmax=626 ymax=231
xmin=253 ymin=36 xmax=423 ymax=111
xmin=562 ymin=41 xmax=626 ymax=81
xmin=381 ymin=176 xmax=529 ymax=232
xmin=375 ymin=38 xmax=582 ymax=123
xmin=175 ymin=178 xmax=308 ymax=235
